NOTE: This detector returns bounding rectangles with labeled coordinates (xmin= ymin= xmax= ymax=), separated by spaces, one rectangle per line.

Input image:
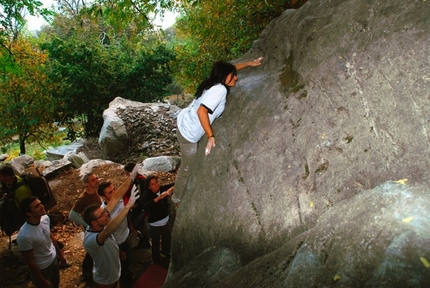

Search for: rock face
xmin=99 ymin=97 xmax=181 ymax=162
xmin=168 ymin=182 xmax=430 ymax=287
xmin=167 ymin=0 xmax=430 ymax=286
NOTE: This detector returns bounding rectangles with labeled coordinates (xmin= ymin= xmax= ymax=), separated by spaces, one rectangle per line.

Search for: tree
xmin=0 ymin=0 xmax=54 ymax=46
xmin=0 ymin=37 xmax=58 ymax=154
xmin=113 ymin=42 xmax=175 ymax=102
xmin=53 ymin=0 xmax=168 ymax=38
xmin=172 ymin=0 xmax=307 ymax=92
xmin=0 ymin=0 xmax=57 ymax=155
xmin=41 ymin=35 xmax=119 ymax=138
xmin=0 ymin=0 xmax=178 ymax=146
xmin=41 ymin=11 xmax=175 ymax=139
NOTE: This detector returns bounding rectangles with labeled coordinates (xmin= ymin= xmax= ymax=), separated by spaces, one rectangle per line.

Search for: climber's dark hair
xmin=194 ymin=61 xmax=237 ymax=99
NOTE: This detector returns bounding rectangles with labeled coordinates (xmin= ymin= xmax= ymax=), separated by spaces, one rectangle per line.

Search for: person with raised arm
xmin=82 ymin=185 xmax=140 ymax=288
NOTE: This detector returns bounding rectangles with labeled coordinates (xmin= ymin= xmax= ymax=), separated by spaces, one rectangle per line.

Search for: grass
xmin=1 ymin=131 xmax=71 ymax=161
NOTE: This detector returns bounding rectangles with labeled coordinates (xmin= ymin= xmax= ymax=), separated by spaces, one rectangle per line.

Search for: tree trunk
xmin=19 ymin=137 xmax=26 ymax=155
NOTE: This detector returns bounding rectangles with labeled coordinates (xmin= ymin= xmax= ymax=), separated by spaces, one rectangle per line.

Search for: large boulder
xmin=168 ymin=182 xmax=430 ymax=287
xmin=99 ymin=97 xmax=180 ymax=161
xmin=99 ymin=97 xmax=136 ymax=159
xmin=167 ymin=0 xmax=430 ymax=286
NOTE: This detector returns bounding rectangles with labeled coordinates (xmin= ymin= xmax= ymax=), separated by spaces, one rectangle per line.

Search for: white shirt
xmin=17 ymin=215 xmax=56 ymax=269
xmin=83 ymin=230 xmax=120 ymax=285
xmin=177 ymin=84 xmax=227 ymax=142
xmin=102 ymin=199 xmax=129 ymax=245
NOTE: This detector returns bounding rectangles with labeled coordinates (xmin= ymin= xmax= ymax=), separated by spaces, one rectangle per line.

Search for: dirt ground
xmin=0 ymin=163 xmax=176 ymax=288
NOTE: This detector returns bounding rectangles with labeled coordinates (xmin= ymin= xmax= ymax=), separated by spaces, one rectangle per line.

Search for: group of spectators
xmin=69 ymin=163 xmax=175 ymax=288
xmin=1 ymin=163 xmax=175 ymax=288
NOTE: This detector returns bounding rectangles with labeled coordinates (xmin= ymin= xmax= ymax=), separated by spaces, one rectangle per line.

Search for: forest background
xmin=0 ymin=0 xmax=306 ymax=159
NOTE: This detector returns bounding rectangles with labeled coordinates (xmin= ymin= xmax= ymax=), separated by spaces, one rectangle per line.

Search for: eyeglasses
xmin=93 ymin=208 xmax=109 ymax=221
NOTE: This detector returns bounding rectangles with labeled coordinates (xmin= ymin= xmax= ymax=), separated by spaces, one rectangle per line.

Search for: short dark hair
xmin=0 ymin=165 xmax=15 ymax=177
xmin=98 ymin=181 xmax=112 ymax=197
xmin=145 ymin=174 xmax=158 ymax=189
xmin=83 ymin=173 xmax=95 ymax=183
xmin=82 ymin=204 xmax=101 ymax=226
xmin=124 ymin=163 xmax=136 ymax=173
xmin=19 ymin=196 xmax=38 ymax=218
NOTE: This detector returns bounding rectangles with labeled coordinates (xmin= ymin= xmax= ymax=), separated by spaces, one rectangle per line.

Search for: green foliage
xmin=0 ymin=1 xmax=58 ymax=155
xmin=172 ymin=0 xmax=307 ymax=92
xmin=1 ymin=131 xmax=70 ymax=161
xmin=41 ymin=36 xmax=117 ymax=138
xmin=41 ymin=8 xmax=175 ymax=139
xmin=0 ymin=37 xmax=58 ymax=155
xmin=113 ymin=43 xmax=175 ymax=102
xmin=2 ymin=0 xmax=310 ymax=145
xmin=0 ymin=0 xmax=54 ymax=47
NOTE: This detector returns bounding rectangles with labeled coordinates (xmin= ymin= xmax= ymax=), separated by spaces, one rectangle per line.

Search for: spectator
xmin=175 ymin=57 xmax=264 ymax=201
xmin=68 ymin=173 xmax=102 ymax=285
xmin=17 ymin=196 xmax=70 ymax=288
xmin=142 ymin=175 xmax=174 ymax=263
xmin=69 ymin=169 xmax=138 ymax=286
xmin=124 ymin=162 xmax=151 ymax=248
xmin=0 ymin=165 xmax=31 ymax=207
xmin=98 ymin=181 xmax=134 ymax=286
xmin=82 ymin=186 xmax=139 ymax=288
xmin=123 ymin=162 xmax=146 ymax=204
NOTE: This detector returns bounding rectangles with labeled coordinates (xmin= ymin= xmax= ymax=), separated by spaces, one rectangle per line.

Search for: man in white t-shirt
xmin=17 ymin=196 xmax=70 ymax=288
xmin=98 ymin=181 xmax=134 ymax=286
xmin=82 ymin=184 xmax=139 ymax=288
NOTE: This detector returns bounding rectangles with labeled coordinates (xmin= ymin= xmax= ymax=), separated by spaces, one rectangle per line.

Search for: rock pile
xmin=98 ymin=97 xmax=181 ymax=163
xmin=116 ymin=105 xmax=180 ymax=161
